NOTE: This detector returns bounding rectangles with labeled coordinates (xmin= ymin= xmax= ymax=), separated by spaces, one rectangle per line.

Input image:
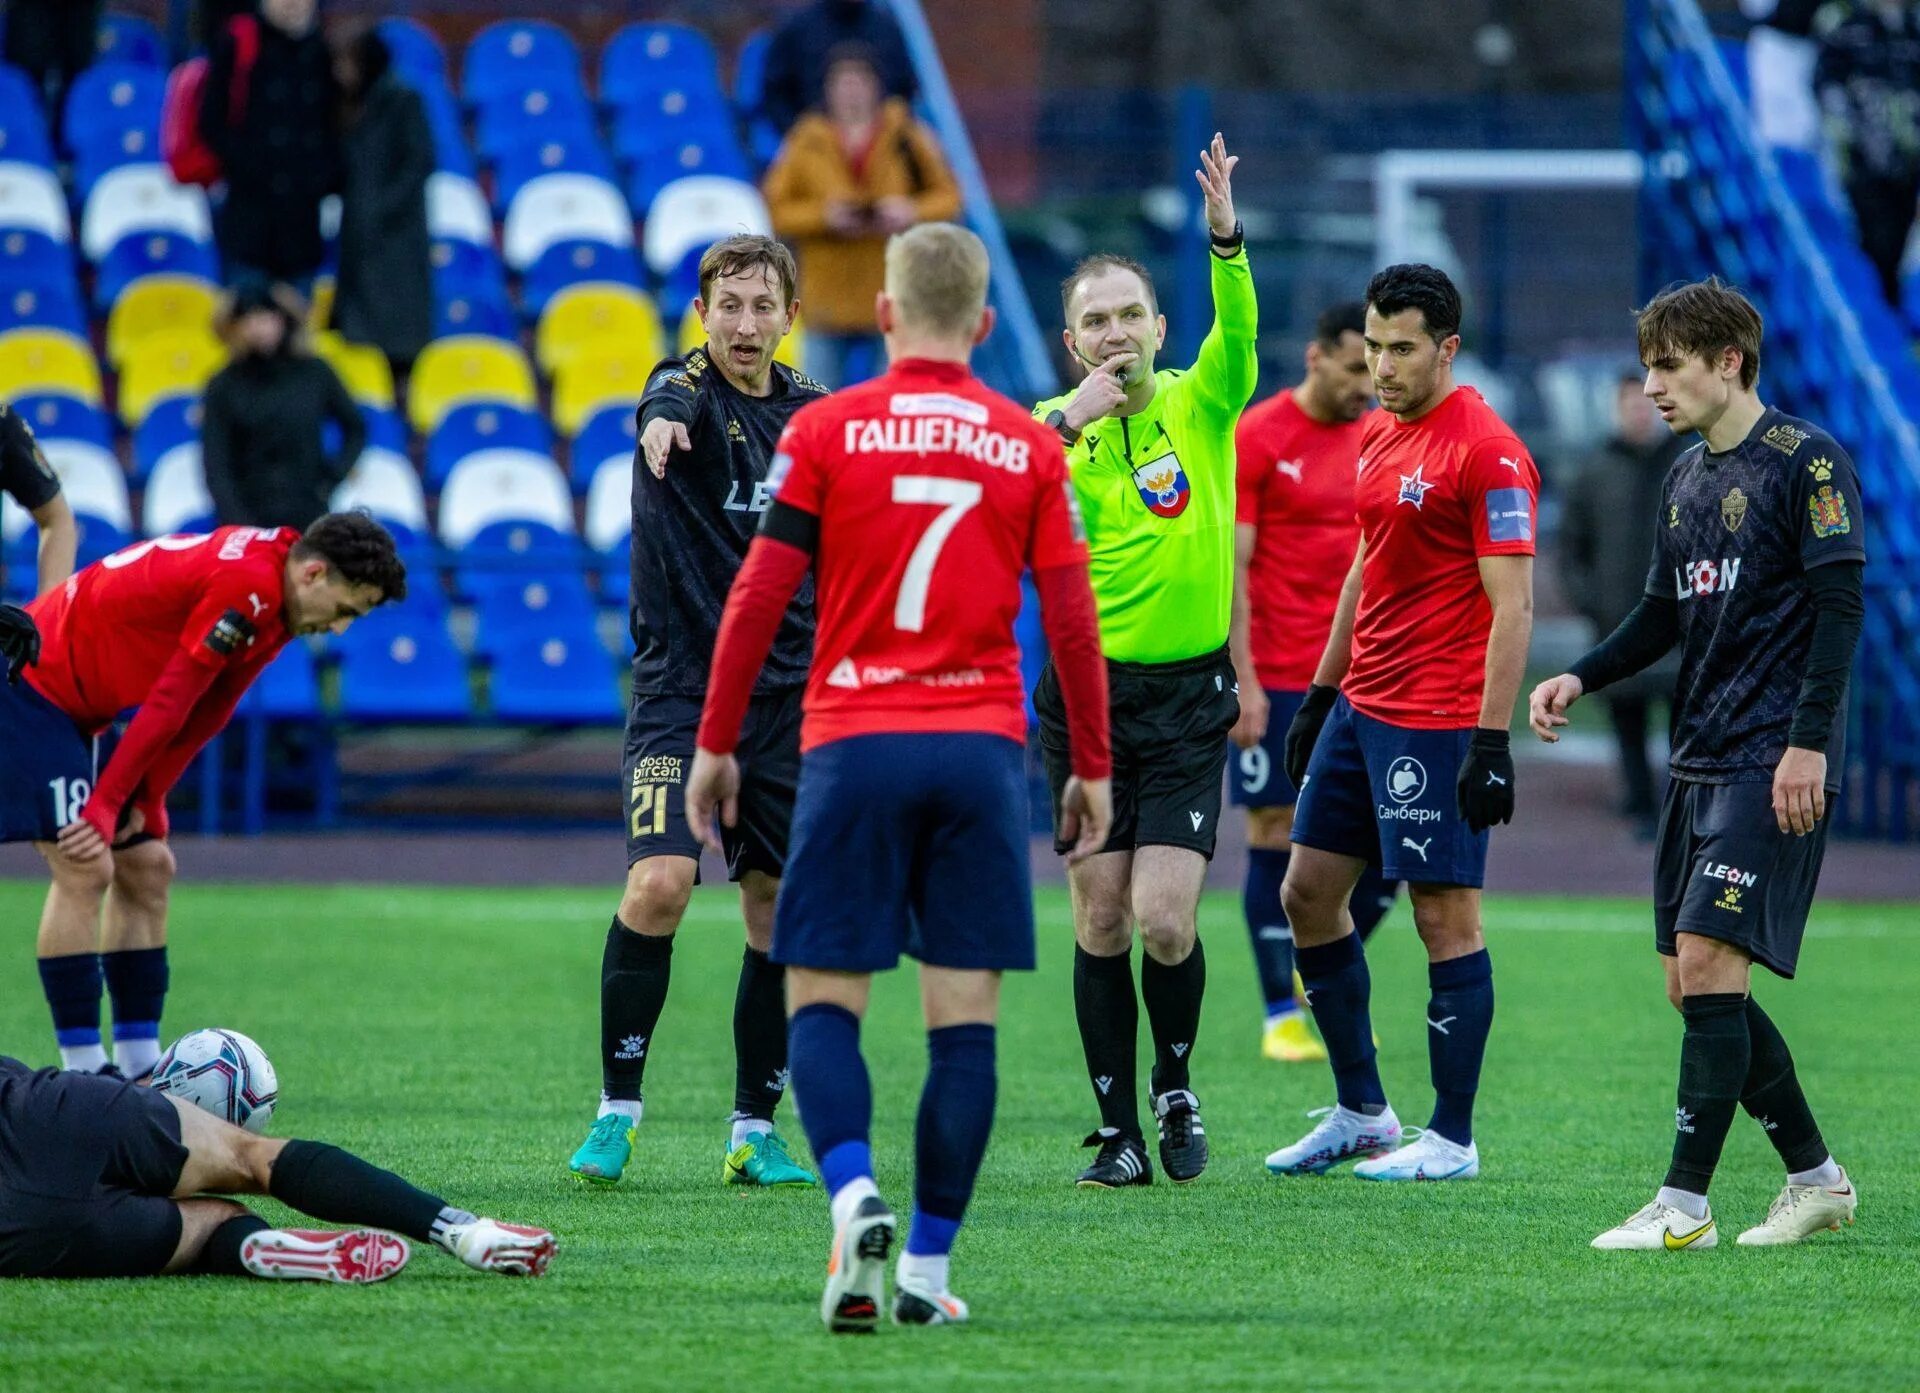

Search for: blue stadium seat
xmin=132 ymin=393 xmax=203 ymax=485
xmin=732 ymin=30 xmax=782 ymax=167
xmin=492 ymin=135 xmax=618 ymax=212
xmin=426 ymin=402 xmax=552 ymax=489
xmin=431 ymin=236 xmax=510 ymax=299
xmin=521 ymin=239 xmax=644 ymax=318
xmin=626 ymin=140 xmax=753 ymax=218
xmin=0 ymin=228 xmax=77 ymax=293
xmin=418 ymin=85 xmax=476 ymax=178
xmin=362 ymin=405 xmax=408 ymax=453
xmin=435 ymin=290 xmax=517 ymax=341
xmin=599 ymin=23 xmax=723 ymax=110
xmin=584 ymin=453 xmax=631 ymax=603
xmin=609 ymin=89 xmax=740 ymax=165
xmin=486 ymin=612 xmax=621 ymax=724
xmin=0 ymin=282 xmax=85 ymax=337
xmin=62 ymin=61 xmax=163 ymax=157
xmin=237 ymin=639 xmax=322 ymax=719
xmin=73 ymin=513 xmax=133 ymax=570
xmin=94 ymin=231 xmax=218 ymax=309
xmin=378 ymin=17 xmax=448 ymax=83
xmin=471 ymin=570 xmax=598 ymax=660
xmin=11 ymin=392 xmax=112 ymax=448
xmin=453 ymin=521 xmax=580 ymax=605
xmin=0 ymin=67 xmax=55 ymax=167
xmin=334 ymin=602 xmax=473 ymax=722
xmin=95 ymin=14 xmax=168 ymax=68
xmin=572 ymin=403 xmax=637 ymax=492
xmin=473 ymin=85 xmax=597 ymax=164
xmin=462 ymin=21 xmax=582 ymax=108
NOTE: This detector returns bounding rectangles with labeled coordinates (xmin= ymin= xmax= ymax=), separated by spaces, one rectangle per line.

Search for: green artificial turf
xmin=0 ymin=881 xmax=1912 ymax=1391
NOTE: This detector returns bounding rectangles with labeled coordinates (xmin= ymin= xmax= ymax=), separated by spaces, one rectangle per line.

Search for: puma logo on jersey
xmin=1275 ymin=458 xmax=1304 ymax=483
xmin=247 ymin=592 xmax=268 ymax=618
xmin=1401 ymin=836 xmax=1432 ymax=861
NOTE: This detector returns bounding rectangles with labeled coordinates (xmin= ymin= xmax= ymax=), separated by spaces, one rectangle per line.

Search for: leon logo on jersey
xmin=1131 ymin=449 xmax=1191 ymax=518
xmin=1674 ymin=557 xmax=1741 ymax=600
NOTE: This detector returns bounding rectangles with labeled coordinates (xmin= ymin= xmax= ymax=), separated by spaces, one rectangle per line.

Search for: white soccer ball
xmin=151 ymin=1028 xmax=279 ymax=1133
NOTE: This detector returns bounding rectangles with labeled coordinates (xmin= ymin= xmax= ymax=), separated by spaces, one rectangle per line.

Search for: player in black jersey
xmin=568 ymin=235 xmax=829 ymax=1191
xmin=1531 ymin=278 xmax=1865 ymax=1251
xmin=1 ymin=401 xmax=77 ymax=599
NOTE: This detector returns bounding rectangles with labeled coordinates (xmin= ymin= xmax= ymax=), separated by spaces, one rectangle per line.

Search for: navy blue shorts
xmin=0 ymin=677 xmax=97 ymax=844
xmin=774 ymin=732 xmax=1035 ymax=974
xmin=1228 ymin=688 xmax=1306 ymax=809
xmin=1290 ymin=694 xmax=1488 ymax=886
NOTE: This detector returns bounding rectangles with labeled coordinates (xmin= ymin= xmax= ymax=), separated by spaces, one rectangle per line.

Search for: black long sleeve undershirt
xmin=1786 ymin=561 xmax=1865 ymax=752
xmin=1568 ymin=593 xmax=1680 ymax=695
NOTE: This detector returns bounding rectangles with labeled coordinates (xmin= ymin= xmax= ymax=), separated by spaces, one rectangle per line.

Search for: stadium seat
xmin=40 ymin=439 xmax=133 ymax=533
xmin=378 ymin=17 xmax=448 ymax=82
xmin=573 ymin=402 xmax=638 ymax=489
xmin=93 ymin=230 xmax=219 ymax=310
xmin=131 ymin=394 xmax=202 ymax=486
xmin=492 ymin=136 xmax=618 ymax=213
xmin=11 ymin=391 xmax=112 ymax=448
xmin=105 ymin=274 xmax=219 ymax=367
xmin=116 ymin=330 xmax=225 ymax=428
xmin=426 ymin=172 xmax=495 ymax=248
xmin=0 ymin=329 xmax=102 ymax=404
xmin=501 ymin=172 xmax=634 ymax=272
xmin=733 ymin=30 xmax=782 ymax=166
xmin=0 ymin=70 xmax=54 ymax=168
xmin=677 ymin=301 xmax=805 ymax=368
xmin=0 ymin=283 xmax=85 ymax=337
xmin=521 ymin=239 xmax=644 ymax=318
xmin=142 ymin=442 xmax=215 ymax=536
xmin=462 ymin=20 xmax=582 ymax=108
xmin=419 ymin=86 xmax=476 ymax=178
xmin=407 ymin=335 xmax=538 ymax=434
xmin=641 ymin=175 xmax=771 ymax=278
xmin=435 ymin=290 xmax=517 ymax=341
xmin=73 ymin=512 xmax=134 ymax=572
xmin=425 ymin=402 xmax=552 ymax=489
xmin=536 ymin=283 xmax=661 ymax=379
xmin=0 ymin=495 xmax=33 ymax=598
xmin=551 ymin=345 xmax=652 ymax=435
xmin=625 ymin=140 xmax=754 ymax=218
xmin=584 ymin=453 xmax=632 ymax=601
xmin=488 ymin=623 xmax=621 ymax=724
xmin=600 ymin=23 xmax=724 ymax=110
xmin=438 ymin=448 xmax=574 ymax=548
xmin=239 ymin=638 xmax=322 ymax=720
xmin=0 ymin=227 xmax=74 ymax=290
xmin=361 ymin=404 xmax=408 ymax=453
xmin=62 ymin=62 xmax=163 ymax=158
xmin=81 ymin=165 xmax=213 ymax=263
xmin=329 ymin=446 xmax=429 ymax=537
xmin=471 ymin=569 xmax=599 ymax=660
xmin=472 ymin=85 xmax=597 ymax=165
xmin=96 ymin=14 xmax=168 ymax=67
xmin=608 ymin=88 xmax=740 ymax=165
xmin=314 ymin=331 xmax=396 ymax=409
xmin=334 ymin=603 xmax=473 ymax=722
xmin=431 ymin=235 xmax=510 ymax=306
xmin=0 ymin=162 xmax=72 ymax=242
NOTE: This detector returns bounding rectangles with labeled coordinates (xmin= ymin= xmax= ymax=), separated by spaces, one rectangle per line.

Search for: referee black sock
xmin=1140 ymin=937 xmax=1205 ymax=1097
xmin=187 ymin=1211 xmax=271 ymax=1275
xmin=601 ymin=917 xmax=673 ymax=1104
xmin=732 ymin=946 xmax=789 ymax=1122
xmin=268 ymin=1140 xmax=447 ymax=1243
xmin=1073 ymin=944 xmax=1141 ymax=1139
xmin=1741 ymin=996 xmax=1831 ymax=1173
xmin=1663 ymin=993 xmax=1750 ymax=1196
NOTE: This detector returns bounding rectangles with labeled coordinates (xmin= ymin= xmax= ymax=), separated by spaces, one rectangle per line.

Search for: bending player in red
xmin=688 ymin=223 xmax=1112 ymax=1332
xmin=0 ymin=513 xmax=406 ymax=1076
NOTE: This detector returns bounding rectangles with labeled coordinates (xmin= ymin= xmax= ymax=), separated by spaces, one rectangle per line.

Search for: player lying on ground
xmin=1228 ymin=300 xmax=1400 ymax=1064
xmin=689 ymin=222 xmax=1112 ymax=1331
xmin=0 ymin=1055 xmax=553 ymax=1280
xmin=1532 ymin=277 xmax=1863 ymax=1251
xmin=569 ymin=235 xmax=826 ymax=1192
xmin=1266 ymin=264 xmax=1537 ymax=1183
xmin=0 ymin=513 xmax=406 ymax=1078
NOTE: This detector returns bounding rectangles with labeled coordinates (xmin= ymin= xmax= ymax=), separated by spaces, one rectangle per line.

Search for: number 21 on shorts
xmin=630 ymin=781 xmax=668 ymax=838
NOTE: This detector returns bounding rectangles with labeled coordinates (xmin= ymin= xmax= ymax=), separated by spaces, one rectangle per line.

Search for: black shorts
xmin=0 ymin=1058 xmax=189 ymax=1278
xmin=622 ymin=687 xmax=801 ymax=880
xmin=1035 ymin=647 xmax=1238 ymax=858
xmin=1654 ymin=778 xmax=1832 ymax=979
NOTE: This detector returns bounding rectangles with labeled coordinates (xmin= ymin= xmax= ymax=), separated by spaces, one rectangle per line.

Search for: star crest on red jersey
xmin=1397 ymin=464 xmax=1434 ymax=509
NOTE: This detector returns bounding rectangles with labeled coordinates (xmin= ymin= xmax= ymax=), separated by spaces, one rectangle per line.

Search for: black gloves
xmin=1457 ymin=727 xmax=1515 ymax=832
xmin=1 ymin=604 xmax=39 ymax=684
xmin=1284 ymin=683 xmax=1339 ymax=789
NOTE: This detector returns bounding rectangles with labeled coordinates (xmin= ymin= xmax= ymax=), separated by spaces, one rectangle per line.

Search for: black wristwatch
xmin=1044 ymin=408 xmax=1080 ymax=446
xmin=1208 ymin=219 xmax=1244 ymax=253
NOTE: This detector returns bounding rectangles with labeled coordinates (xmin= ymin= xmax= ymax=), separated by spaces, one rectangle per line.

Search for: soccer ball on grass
xmin=151 ymin=1028 xmax=279 ymax=1133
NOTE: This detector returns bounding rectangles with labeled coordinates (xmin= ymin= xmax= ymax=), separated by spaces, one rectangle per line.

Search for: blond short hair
xmin=884 ymin=223 xmax=989 ymax=337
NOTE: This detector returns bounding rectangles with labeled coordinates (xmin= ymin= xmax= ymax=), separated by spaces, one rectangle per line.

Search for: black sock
xmin=1664 ymin=993 xmax=1750 ymax=1195
xmin=1741 ymin=996 xmax=1830 ymax=1173
xmin=1243 ymin=848 xmax=1294 ymax=1014
xmin=1296 ymin=933 xmax=1386 ymax=1113
xmin=1073 ymin=944 xmax=1140 ymax=1138
xmin=1424 ymin=948 xmax=1495 ymax=1147
xmin=268 ymin=1140 xmax=448 ymax=1243
xmin=601 ymin=917 xmax=673 ymax=1102
xmin=1140 ymin=938 xmax=1205 ymax=1097
xmin=732 ymin=946 xmax=789 ymax=1121
xmin=187 ymin=1211 xmax=271 ymax=1275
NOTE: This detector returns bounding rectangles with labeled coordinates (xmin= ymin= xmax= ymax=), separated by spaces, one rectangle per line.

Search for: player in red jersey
xmin=1263 ymin=265 xmax=1536 ymax=1184
xmin=1229 ymin=301 xmax=1399 ymax=1064
xmin=0 ymin=513 xmax=406 ymax=1077
xmin=687 ymin=223 xmax=1111 ymax=1332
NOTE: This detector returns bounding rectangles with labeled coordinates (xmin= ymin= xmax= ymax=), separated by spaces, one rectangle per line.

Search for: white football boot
xmin=239 ymin=1228 xmax=410 ymax=1283
xmin=893 ymin=1275 xmax=969 ymax=1326
xmin=821 ymin=1195 xmax=896 ymax=1334
xmin=442 ymin=1218 xmax=557 ymax=1276
xmin=1737 ymin=1169 xmax=1857 ymax=1246
xmin=1353 ymin=1127 xmax=1479 ymax=1182
xmin=1591 ymin=1200 xmax=1718 ymax=1251
xmin=1264 ymin=1104 xmax=1401 ymax=1176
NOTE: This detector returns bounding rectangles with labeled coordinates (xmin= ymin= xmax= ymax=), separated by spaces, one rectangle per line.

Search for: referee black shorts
xmin=1034 ymin=647 xmax=1238 ymax=859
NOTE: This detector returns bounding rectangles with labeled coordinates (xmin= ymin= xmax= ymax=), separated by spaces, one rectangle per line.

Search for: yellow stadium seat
xmin=105 ymin=276 xmax=220 ymax=368
xmin=0 ymin=329 xmax=103 ymax=405
xmin=117 ymin=330 xmax=226 ymax=428
xmin=552 ymin=347 xmax=653 ymax=435
xmin=408 ymin=334 xmax=538 ymax=434
xmin=316 ymin=330 xmax=396 ymax=408
xmin=535 ymin=284 xmax=662 ymax=379
xmin=676 ymin=303 xmax=806 ymax=368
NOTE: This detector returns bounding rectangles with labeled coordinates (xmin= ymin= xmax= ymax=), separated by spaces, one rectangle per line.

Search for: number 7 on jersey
xmin=891 ymin=476 xmax=982 ymax=632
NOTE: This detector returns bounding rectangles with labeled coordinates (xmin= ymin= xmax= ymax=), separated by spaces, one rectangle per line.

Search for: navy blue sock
xmin=38 ymin=953 xmax=104 ymax=1057
xmin=1243 ymin=847 xmax=1295 ymax=1016
xmin=788 ymin=1003 xmax=873 ymax=1196
xmin=1350 ymin=865 xmax=1398 ymax=942
xmin=1295 ymin=934 xmax=1385 ymax=1112
xmin=909 ymin=1023 xmax=996 ymax=1256
xmin=102 ymin=946 xmax=169 ymax=1055
xmin=1425 ymin=948 xmax=1495 ymax=1147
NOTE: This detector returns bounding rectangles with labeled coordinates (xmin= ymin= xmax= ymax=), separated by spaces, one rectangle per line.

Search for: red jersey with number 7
xmin=761 ymin=357 xmax=1088 ymax=750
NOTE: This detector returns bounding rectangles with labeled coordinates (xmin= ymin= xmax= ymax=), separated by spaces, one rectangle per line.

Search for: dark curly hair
xmin=1364 ymin=263 xmax=1462 ymax=343
xmin=292 ymin=511 xmax=408 ymax=603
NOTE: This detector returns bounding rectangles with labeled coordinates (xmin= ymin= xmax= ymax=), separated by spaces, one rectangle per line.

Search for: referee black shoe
xmin=1075 ymin=1128 xmax=1152 ymax=1188
xmin=1153 ymin=1089 xmax=1209 ymax=1183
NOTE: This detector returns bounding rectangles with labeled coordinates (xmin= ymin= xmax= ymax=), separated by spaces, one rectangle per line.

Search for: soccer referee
xmin=1534 ymin=278 xmax=1866 ymax=1251
xmin=1032 ymin=132 xmax=1256 ymax=1187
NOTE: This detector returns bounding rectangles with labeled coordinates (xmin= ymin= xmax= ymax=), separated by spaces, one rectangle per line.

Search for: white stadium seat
xmin=328 ymin=447 xmax=429 ymax=534
xmin=143 ymin=441 xmax=214 ymax=537
xmin=39 ymin=440 xmax=132 ymax=530
xmin=502 ymin=172 xmax=634 ymax=272
xmin=0 ymin=161 xmax=72 ymax=242
xmin=426 ymin=172 xmax=495 ymax=247
xmin=641 ymin=174 xmax=769 ymax=277
xmin=437 ymin=448 xmax=575 ymax=548
xmin=81 ymin=164 xmax=212 ymax=263
xmin=584 ymin=454 xmax=632 ymax=554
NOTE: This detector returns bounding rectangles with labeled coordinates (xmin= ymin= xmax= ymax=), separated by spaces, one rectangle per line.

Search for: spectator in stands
xmin=759 ymin=0 xmax=917 ymax=136
xmin=763 ymin=48 xmax=960 ymax=386
xmin=1813 ymin=0 xmax=1920 ymax=300
xmin=1556 ymin=369 xmax=1685 ymax=837
xmin=200 ymin=0 xmax=341 ymax=288
xmin=330 ymin=26 xmax=433 ymax=372
xmin=203 ymin=281 xmax=365 ymax=532
xmin=3 ymin=0 xmax=101 ymax=144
